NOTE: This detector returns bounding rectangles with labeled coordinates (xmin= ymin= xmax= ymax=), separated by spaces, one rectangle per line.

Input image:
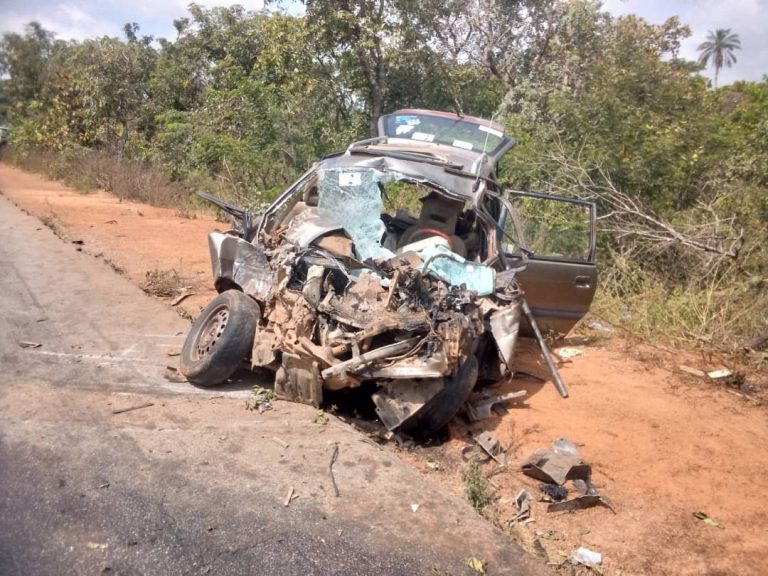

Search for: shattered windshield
xmin=316 ymin=167 xmax=403 ymax=261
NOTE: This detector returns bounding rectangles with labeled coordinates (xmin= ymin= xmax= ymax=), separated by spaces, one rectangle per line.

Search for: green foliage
xmin=1 ymin=1 xmax=766 ymax=349
xmin=463 ymin=458 xmax=492 ymax=512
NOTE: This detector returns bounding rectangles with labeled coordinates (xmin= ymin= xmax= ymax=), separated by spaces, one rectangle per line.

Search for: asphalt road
xmin=0 ymin=192 xmax=547 ymax=576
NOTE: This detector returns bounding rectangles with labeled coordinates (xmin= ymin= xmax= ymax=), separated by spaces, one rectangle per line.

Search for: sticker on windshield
xmin=411 ymin=132 xmax=435 ymax=142
xmin=478 ymin=125 xmax=503 ymax=138
xmin=395 ymin=115 xmax=421 ymax=126
xmin=452 ymin=139 xmax=474 ymax=150
xmin=395 ymin=124 xmax=415 ymax=135
xmin=338 ymin=171 xmax=362 ymax=187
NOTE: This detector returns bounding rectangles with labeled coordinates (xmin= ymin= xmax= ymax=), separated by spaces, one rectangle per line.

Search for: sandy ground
xmin=1 ymin=162 xmax=766 ymax=576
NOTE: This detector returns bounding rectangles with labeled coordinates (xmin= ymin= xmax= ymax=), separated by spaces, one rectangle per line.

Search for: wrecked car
xmin=180 ymin=109 xmax=597 ymax=435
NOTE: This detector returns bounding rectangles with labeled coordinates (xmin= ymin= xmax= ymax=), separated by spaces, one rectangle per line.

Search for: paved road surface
xmin=0 ymin=192 xmax=546 ymax=576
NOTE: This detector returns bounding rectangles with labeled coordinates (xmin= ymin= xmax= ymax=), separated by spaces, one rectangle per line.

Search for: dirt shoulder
xmin=2 ymin=161 xmax=767 ymax=575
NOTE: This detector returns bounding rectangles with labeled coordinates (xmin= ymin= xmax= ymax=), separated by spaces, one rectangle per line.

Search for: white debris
xmin=570 ymin=547 xmax=602 ymax=567
xmin=557 ymin=347 xmax=584 ymax=359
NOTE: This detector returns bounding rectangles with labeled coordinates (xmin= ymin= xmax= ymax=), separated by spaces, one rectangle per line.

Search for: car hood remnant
xmin=183 ymin=109 xmax=598 ymax=436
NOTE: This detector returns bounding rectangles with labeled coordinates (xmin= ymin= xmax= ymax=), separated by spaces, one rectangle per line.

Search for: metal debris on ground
xmin=569 ymin=547 xmax=602 ymax=568
xmin=693 ymin=511 xmax=724 ymax=529
xmin=474 ymin=431 xmax=506 ymax=465
xmin=522 ymin=438 xmax=614 ymax=514
xmin=18 ymin=340 xmax=42 ymax=349
xmin=522 ymin=438 xmax=588 ymax=485
xmin=466 ymin=390 xmax=527 ymax=421
xmin=508 ymin=489 xmax=531 ymax=524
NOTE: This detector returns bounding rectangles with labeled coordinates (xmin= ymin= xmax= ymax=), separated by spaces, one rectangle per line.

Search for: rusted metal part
xmin=275 ymin=353 xmax=323 ymax=407
xmin=320 ymin=337 xmax=420 ymax=379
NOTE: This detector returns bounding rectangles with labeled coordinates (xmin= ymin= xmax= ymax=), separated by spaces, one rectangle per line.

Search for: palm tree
xmin=697 ymin=29 xmax=741 ymax=88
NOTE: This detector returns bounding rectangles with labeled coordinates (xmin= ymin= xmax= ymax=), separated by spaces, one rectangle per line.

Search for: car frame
xmin=181 ymin=110 xmax=597 ymax=435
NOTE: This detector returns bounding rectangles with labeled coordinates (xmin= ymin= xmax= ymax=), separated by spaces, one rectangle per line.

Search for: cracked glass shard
xmin=416 ymin=243 xmax=495 ymax=296
xmin=316 ymin=168 xmax=397 ymax=261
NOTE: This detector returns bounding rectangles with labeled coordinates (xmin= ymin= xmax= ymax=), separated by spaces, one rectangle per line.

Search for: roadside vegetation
xmin=0 ymin=1 xmax=765 ymax=354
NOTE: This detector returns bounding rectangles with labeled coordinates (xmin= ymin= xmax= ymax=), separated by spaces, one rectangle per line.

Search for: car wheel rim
xmin=194 ymin=305 xmax=229 ymax=360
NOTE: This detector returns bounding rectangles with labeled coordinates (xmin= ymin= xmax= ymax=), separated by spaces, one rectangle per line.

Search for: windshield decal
xmin=411 ymin=132 xmax=435 ymax=142
xmin=452 ymin=139 xmax=474 ymax=150
xmin=478 ymin=125 xmax=503 ymax=138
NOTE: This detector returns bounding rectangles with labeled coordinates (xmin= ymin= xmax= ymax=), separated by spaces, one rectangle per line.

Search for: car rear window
xmin=380 ymin=113 xmax=506 ymax=154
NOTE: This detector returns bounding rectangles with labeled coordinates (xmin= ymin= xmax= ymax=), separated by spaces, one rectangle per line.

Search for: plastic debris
xmin=556 ymin=347 xmax=584 ymax=359
xmin=411 ymin=503 xmax=420 ymax=513
xmin=569 ymin=547 xmax=602 ymax=568
xmin=707 ymin=368 xmax=734 ymax=380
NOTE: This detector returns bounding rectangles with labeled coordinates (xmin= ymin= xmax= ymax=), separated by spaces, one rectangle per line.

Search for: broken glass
xmin=316 ymin=168 xmax=399 ymax=261
xmin=416 ymin=243 xmax=495 ymax=296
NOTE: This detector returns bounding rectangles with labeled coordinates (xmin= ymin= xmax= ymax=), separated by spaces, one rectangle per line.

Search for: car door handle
xmin=574 ymin=276 xmax=592 ymax=288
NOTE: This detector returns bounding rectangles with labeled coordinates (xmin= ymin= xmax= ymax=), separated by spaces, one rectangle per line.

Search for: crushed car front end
xmin=182 ymin=110 xmax=596 ymax=435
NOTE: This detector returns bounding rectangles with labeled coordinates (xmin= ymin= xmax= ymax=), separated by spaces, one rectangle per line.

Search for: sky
xmin=0 ymin=0 xmax=765 ymax=85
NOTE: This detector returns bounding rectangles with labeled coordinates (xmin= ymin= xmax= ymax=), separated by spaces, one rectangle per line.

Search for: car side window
xmin=504 ymin=191 xmax=595 ymax=263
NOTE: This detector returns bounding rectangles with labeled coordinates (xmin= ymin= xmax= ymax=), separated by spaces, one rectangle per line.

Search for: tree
xmin=697 ymin=28 xmax=741 ymax=88
xmin=0 ymin=22 xmax=55 ymax=108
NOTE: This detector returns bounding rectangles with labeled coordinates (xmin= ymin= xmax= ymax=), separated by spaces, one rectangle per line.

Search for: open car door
xmin=500 ymin=190 xmax=597 ymax=337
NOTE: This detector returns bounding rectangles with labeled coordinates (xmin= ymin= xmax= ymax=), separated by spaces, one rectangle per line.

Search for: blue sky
xmin=0 ymin=0 xmax=765 ymax=85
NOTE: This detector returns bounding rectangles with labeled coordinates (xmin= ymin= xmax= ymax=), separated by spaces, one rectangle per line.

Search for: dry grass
xmin=141 ymin=268 xmax=185 ymax=298
xmin=10 ymin=147 xmax=194 ymax=210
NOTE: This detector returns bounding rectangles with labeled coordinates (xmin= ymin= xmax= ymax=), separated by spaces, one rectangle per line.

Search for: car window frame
xmin=501 ymin=190 xmax=597 ymax=265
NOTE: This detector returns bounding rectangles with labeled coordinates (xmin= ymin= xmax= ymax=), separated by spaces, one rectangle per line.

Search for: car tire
xmin=399 ymin=355 xmax=479 ymax=437
xmin=180 ymin=290 xmax=260 ymax=386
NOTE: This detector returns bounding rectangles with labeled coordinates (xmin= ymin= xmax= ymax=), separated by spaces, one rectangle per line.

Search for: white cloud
xmin=0 ymin=0 xmax=266 ymax=42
